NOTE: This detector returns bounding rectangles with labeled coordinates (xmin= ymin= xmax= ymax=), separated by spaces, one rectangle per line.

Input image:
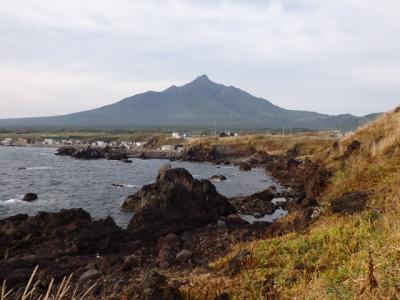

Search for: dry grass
xmin=187 ymin=133 xmax=333 ymax=157
xmin=179 ymin=108 xmax=400 ymax=299
xmin=1 ymin=266 xmax=96 ymax=300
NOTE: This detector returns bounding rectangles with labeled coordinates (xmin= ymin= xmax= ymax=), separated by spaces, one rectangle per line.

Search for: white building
xmin=1 ymin=138 xmax=13 ymax=146
xmin=43 ymin=138 xmax=56 ymax=146
xmin=172 ymin=132 xmax=181 ymax=139
xmin=161 ymin=145 xmax=175 ymax=151
xmin=96 ymin=141 xmax=107 ymax=148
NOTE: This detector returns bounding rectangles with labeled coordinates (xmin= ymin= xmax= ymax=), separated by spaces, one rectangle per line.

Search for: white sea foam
xmin=239 ymin=208 xmax=288 ymax=224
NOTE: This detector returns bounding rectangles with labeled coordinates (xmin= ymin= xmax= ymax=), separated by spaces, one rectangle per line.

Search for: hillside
xmin=178 ymin=107 xmax=400 ymax=298
xmin=0 ymin=75 xmax=379 ymax=130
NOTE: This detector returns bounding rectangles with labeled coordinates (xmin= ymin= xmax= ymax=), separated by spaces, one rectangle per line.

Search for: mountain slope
xmin=0 ymin=75 xmax=379 ymax=130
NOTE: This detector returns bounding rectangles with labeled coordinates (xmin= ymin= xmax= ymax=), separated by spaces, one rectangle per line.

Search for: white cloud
xmin=0 ymin=0 xmax=399 ymax=117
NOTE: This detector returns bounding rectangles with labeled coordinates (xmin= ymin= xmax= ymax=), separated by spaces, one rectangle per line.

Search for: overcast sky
xmin=0 ymin=0 xmax=399 ymax=118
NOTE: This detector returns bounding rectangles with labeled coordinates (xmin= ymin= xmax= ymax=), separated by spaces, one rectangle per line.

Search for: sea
xmin=0 ymin=146 xmax=283 ymax=227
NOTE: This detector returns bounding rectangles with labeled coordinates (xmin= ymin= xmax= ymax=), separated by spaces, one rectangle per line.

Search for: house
xmin=1 ymin=138 xmax=13 ymax=146
xmin=133 ymin=142 xmax=145 ymax=147
xmin=172 ymin=132 xmax=192 ymax=139
xmin=172 ymin=132 xmax=181 ymax=139
xmin=96 ymin=141 xmax=107 ymax=148
xmin=43 ymin=138 xmax=56 ymax=146
xmin=161 ymin=145 xmax=175 ymax=151
xmin=14 ymin=138 xmax=28 ymax=146
xmin=219 ymin=131 xmax=238 ymax=138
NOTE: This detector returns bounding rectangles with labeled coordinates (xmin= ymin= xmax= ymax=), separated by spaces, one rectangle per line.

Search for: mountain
xmin=0 ymin=75 xmax=379 ymax=130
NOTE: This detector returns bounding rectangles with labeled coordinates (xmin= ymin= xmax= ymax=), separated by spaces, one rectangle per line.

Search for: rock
xmin=342 ymin=140 xmax=361 ymax=159
xmin=225 ymin=250 xmax=251 ymax=276
xmin=217 ymin=220 xmax=226 ymax=228
xmin=125 ymin=271 xmax=182 ymax=300
xmin=239 ymin=162 xmax=251 ymax=171
xmin=125 ymin=167 xmax=235 ymax=238
xmin=55 ymin=146 xmax=76 ymax=156
xmin=229 ymin=189 xmax=275 ymax=215
xmin=331 ymin=192 xmax=368 ymax=214
xmin=112 ymin=183 xmax=125 ymax=188
xmin=300 ymin=197 xmax=319 ymax=208
xmin=22 ymin=193 xmax=38 ymax=202
xmin=120 ymin=194 xmax=142 ymax=212
xmin=214 ymin=293 xmax=230 ymax=300
xmin=176 ymin=249 xmax=192 ymax=263
xmin=0 ymin=209 xmax=136 ymax=292
xmin=79 ymin=269 xmax=102 ymax=282
xmin=158 ymin=233 xmax=180 ymax=268
xmin=210 ymin=174 xmax=227 ymax=181
xmin=286 ymin=143 xmax=301 ymax=158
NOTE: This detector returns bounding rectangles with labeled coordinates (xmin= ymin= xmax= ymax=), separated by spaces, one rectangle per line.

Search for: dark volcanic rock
xmin=125 ymin=271 xmax=182 ymax=300
xmin=265 ymin=156 xmax=330 ymax=199
xmin=0 ymin=209 xmax=138 ymax=291
xmin=22 ymin=193 xmax=38 ymax=202
xmin=55 ymin=146 xmax=130 ymax=161
xmin=229 ymin=189 xmax=275 ymax=215
xmin=55 ymin=146 xmax=76 ymax=156
xmin=239 ymin=162 xmax=252 ymax=171
xmin=124 ymin=166 xmax=235 ymax=238
xmin=331 ymin=192 xmax=369 ymax=214
xmin=210 ymin=174 xmax=227 ymax=181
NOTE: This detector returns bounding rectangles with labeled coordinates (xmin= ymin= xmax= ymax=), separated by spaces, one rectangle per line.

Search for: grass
xmin=1 ymin=266 xmax=96 ymax=300
xmin=186 ymin=133 xmax=333 ymax=157
xmin=179 ymin=108 xmax=400 ymax=299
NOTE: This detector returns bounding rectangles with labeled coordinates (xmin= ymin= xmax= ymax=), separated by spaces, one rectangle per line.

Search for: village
xmin=0 ymin=129 xmax=350 ymax=155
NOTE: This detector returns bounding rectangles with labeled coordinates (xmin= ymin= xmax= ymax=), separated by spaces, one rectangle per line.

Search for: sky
xmin=0 ymin=0 xmax=399 ymax=118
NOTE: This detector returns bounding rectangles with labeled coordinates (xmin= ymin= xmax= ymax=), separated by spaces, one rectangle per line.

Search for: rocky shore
xmin=1 ymin=143 xmax=332 ymax=298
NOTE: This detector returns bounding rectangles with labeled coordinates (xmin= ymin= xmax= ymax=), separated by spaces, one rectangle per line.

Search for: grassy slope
xmin=180 ymin=108 xmax=400 ymax=299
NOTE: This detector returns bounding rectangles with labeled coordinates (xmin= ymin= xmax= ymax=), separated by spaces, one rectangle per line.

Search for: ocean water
xmin=0 ymin=146 xmax=282 ymax=227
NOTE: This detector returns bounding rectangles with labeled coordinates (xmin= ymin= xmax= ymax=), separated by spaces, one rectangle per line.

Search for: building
xmin=161 ymin=145 xmax=175 ymax=151
xmin=43 ymin=138 xmax=56 ymax=146
xmin=172 ymin=132 xmax=181 ymax=139
xmin=1 ymin=138 xmax=13 ymax=146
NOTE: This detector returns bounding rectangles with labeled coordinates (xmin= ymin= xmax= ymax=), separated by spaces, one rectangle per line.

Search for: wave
xmin=1 ymin=198 xmax=26 ymax=204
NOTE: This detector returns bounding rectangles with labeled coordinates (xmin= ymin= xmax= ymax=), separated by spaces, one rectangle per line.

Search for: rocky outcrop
xmin=0 ymin=209 xmax=139 ymax=291
xmin=123 ymin=165 xmax=235 ymax=238
xmin=239 ymin=162 xmax=252 ymax=171
xmin=229 ymin=189 xmax=276 ymax=215
xmin=265 ymin=156 xmax=330 ymax=199
xmin=125 ymin=271 xmax=182 ymax=300
xmin=22 ymin=193 xmax=38 ymax=202
xmin=331 ymin=192 xmax=368 ymax=214
xmin=210 ymin=174 xmax=227 ymax=181
xmin=55 ymin=146 xmax=129 ymax=161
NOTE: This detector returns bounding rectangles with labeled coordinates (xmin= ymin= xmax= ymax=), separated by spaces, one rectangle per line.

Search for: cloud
xmin=0 ymin=0 xmax=399 ymax=117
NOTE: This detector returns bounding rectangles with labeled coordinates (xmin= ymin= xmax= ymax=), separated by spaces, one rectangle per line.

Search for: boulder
xmin=239 ymin=162 xmax=251 ymax=171
xmin=22 ymin=193 xmax=38 ymax=202
xmin=225 ymin=250 xmax=251 ymax=276
xmin=210 ymin=174 xmax=227 ymax=181
xmin=157 ymin=233 xmax=180 ymax=268
xmin=79 ymin=269 xmax=102 ymax=282
xmin=124 ymin=167 xmax=235 ymax=238
xmin=125 ymin=271 xmax=182 ymax=300
xmin=331 ymin=192 xmax=368 ymax=214
xmin=176 ymin=249 xmax=192 ymax=263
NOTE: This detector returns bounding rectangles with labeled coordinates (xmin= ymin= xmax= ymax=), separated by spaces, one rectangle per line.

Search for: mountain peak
xmin=195 ymin=74 xmax=210 ymax=81
xmin=188 ymin=74 xmax=213 ymax=85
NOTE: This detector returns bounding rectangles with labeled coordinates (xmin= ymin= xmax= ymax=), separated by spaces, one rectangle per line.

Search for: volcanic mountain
xmin=0 ymin=75 xmax=378 ymax=130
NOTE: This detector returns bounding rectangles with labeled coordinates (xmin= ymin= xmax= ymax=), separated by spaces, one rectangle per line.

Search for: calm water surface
xmin=0 ymin=147 xmax=281 ymax=227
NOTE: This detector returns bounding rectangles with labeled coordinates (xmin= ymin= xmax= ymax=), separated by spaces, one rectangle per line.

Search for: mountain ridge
xmin=0 ymin=75 xmax=379 ymax=130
